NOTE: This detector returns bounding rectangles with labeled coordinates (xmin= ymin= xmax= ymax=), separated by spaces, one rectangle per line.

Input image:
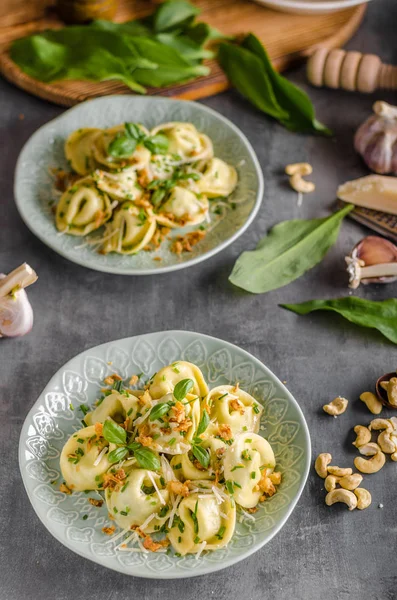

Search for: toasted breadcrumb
xmin=60 ymin=483 xmax=72 ymax=495
xmin=255 ymin=475 xmax=276 ymax=498
xmin=218 ymin=424 xmax=233 ymax=441
xmin=171 ymin=230 xmax=206 ymax=254
xmin=102 ymin=525 xmax=116 ymax=535
xmin=94 ymin=422 xmax=103 ymax=436
xmin=129 ymin=375 xmax=139 ymax=386
xmin=167 ymin=480 xmax=190 ymax=497
xmin=143 ymin=536 xmax=170 ymax=552
xmin=175 ymin=418 xmax=193 ymax=432
xmin=230 ymin=399 xmax=245 ymax=415
xmin=269 ymin=471 xmax=282 ymax=485
xmin=88 ymin=498 xmax=104 ymax=508
xmin=246 ymin=507 xmax=258 ymax=514
xmin=169 ymin=401 xmax=185 ymax=424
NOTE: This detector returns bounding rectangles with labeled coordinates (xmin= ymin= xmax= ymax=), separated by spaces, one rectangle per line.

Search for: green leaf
xmin=144 ymin=133 xmax=169 ymax=154
xmin=133 ymin=445 xmax=161 ymax=470
xmin=196 ymin=410 xmax=210 ymax=437
xmin=125 ymin=122 xmax=145 ymax=140
xmin=151 ymin=188 xmax=167 ymax=206
xmin=191 ymin=444 xmax=210 ymax=469
xmin=102 ymin=419 xmax=127 ymax=445
xmin=241 ymin=34 xmax=332 ymax=135
xmin=149 ymin=401 xmax=173 ymax=422
xmin=218 ymin=34 xmax=331 ymax=135
xmin=108 ymin=447 xmax=129 ymax=464
xmin=281 ymin=297 xmax=397 ymax=345
xmin=229 ymin=204 xmax=354 ymax=294
xmin=108 ymin=135 xmax=137 ymax=158
xmin=174 ymin=378 xmax=194 ymax=401
xmin=153 ymin=0 xmax=200 ymax=32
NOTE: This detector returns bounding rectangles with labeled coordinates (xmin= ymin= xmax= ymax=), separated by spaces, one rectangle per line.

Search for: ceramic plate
xmin=14 ymin=96 xmax=263 ymax=275
xmin=19 ymin=330 xmax=311 ymax=579
xmin=254 ymin=0 xmax=371 ymax=14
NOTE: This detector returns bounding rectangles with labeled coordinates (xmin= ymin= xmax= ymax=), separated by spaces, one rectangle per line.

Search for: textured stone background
xmin=1 ymin=1 xmax=396 ymax=598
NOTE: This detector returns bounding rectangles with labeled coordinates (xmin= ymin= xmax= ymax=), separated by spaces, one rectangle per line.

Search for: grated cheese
xmin=168 ymin=494 xmax=182 ymax=529
xmin=93 ymin=446 xmax=108 ymax=466
xmin=147 ymin=471 xmax=166 ymax=505
xmin=106 ymin=527 xmax=130 ymax=545
xmin=195 ymin=541 xmax=207 ymax=560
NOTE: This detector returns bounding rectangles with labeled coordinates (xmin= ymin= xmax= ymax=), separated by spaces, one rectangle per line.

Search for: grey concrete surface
xmin=1 ymin=1 xmax=396 ymax=598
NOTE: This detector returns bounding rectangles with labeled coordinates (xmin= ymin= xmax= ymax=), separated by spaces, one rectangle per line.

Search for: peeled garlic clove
xmin=354 ymin=101 xmax=397 ymax=175
xmin=345 ymin=236 xmax=397 ymax=288
xmin=0 ymin=263 xmax=37 ymax=338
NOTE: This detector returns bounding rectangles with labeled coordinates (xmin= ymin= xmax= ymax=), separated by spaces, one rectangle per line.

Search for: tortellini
xmin=54 ymin=120 xmax=239 ymax=257
xmin=198 ymin=157 xmax=238 ymax=198
xmin=65 ymin=127 xmax=101 ymax=175
xmin=151 ymin=122 xmax=213 ymax=163
xmin=223 ymin=432 xmax=276 ymax=508
xmin=60 ymin=425 xmax=111 ymax=491
xmin=59 ymin=368 xmax=280 ymax=557
xmin=204 ymin=385 xmax=263 ymax=438
xmin=55 ymin=177 xmax=113 ymax=235
xmin=149 ymin=361 xmax=209 ymax=399
xmin=105 ymin=468 xmax=169 ymax=532
xmin=102 ymin=202 xmax=157 ymax=254
xmin=156 ymin=186 xmax=209 ymax=228
xmin=168 ymin=488 xmax=236 ymax=555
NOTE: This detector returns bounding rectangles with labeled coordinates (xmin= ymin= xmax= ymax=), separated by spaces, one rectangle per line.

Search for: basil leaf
xmin=153 ymin=0 xmax=200 ymax=33
xmin=127 ymin=441 xmax=141 ymax=451
xmin=281 ymin=297 xmax=397 ymax=345
xmin=151 ymin=188 xmax=167 ymax=206
xmin=125 ymin=122 xmax=144 ymax=140
xmin=144 ymin=133 xmax=169 ymax=154
xmin=218 ymin=34 xmax=331 ymax=136
xmin=108 ymin=447 xmax=129 ymax=464
xmin=134 ymin=446 xmax=161 ymax=470
xmin=191 ymin=444 xmax=210 ymax=469
xmin=174 ymin=378 xmax=194 ymax=401
xmin=196 ymin=410 xmax=210 ymax=437
xmin=149 ymin=401 xmax=173 ymax=421
xmin=229 ymin=204 xmax=353 ymax=294
xmin=108 ymin=135 xmax=137 ymax=158
xmin=102 ymin=419 xmax=127 ymax=445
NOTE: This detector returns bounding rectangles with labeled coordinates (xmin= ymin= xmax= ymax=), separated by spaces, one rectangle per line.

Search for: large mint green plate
xmin=14 ymin=96 xmax=263 ymax=275
xmin=19 ymin=331 xmax=310 ymax=579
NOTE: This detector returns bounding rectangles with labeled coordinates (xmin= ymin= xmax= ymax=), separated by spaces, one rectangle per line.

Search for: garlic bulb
xmin=345 ymin=236 xmax=397 ymax=288
xmin=0 ymin=263 xmax=38 ymax=337
xmin=354 ymin=101 xmax=397 ymax=175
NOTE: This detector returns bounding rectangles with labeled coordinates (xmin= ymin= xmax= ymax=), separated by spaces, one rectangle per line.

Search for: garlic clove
xmin=0 ymin=263 xmax=38 ymax=338
xmin=376 ymin=372 xmax=397 ymax=410
xmin=345 ymin=236 xmax=397 ymax=288
xmin=354 ymin=101 xmax=397 ymax=175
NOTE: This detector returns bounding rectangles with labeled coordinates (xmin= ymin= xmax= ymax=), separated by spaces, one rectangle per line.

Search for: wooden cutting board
xmin=0 ymin=0 xmax=366 ymax=107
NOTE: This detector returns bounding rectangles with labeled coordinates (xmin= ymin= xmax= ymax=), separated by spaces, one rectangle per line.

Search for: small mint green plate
xmin=19 ymin=331 xmax=310 ymax=579
xmin=14 ymin=96 xmax=263 ymax=275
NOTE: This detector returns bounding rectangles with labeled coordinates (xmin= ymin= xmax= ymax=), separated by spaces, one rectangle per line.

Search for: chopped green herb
xmin=231 ymin=465 xmax=244 ymax=472
xmin=215 ymin=525 xmax=226 ymax=540
xmin=82 ymin=514 xmax=88 ymax=520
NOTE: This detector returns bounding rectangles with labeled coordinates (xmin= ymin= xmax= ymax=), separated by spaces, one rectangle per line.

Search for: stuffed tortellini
xmin=170 ymin=438 xmax=225 ymax=481
xmin=65 ymin=127 xmax=102 ymax=175
xmin=149 ymin=361 xmax=209 ymax=399
xmin=55 ymin=177 xmax=113 ymax=236
xmin=93 ymin=125 xmax=151 ymax=171
xmin=60 ymin=425 xmax=112 ymax=491
xmin=93 ymin=167 xmax=143 ymax=202
xmin=156 ymin=186 xmax=209 ymax=228
xmin=151 ymin=122 xmax=213 ymax=164
xmin=84 ymin=390 xmax=140 ymax=427
xmin=102 ymin=203 xmax=156 ymax=254
xmin=168 ymin=487 xmax=236 ymax=555
xmin=198 ymin=157 xmax=238 ymax=198
xmin=204 ymin=385 xmax=263 ymax=439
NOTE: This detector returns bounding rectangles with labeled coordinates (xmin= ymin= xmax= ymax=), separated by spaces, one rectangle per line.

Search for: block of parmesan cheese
xmin=337 ymin=175 xmax=397 ymax=216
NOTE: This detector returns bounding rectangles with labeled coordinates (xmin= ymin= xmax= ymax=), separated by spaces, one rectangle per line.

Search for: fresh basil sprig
xmin=218 ymin=34 xmax=331 ymax=136
xmin=191 ymin=444 xmax=210 ymax=469
xmin=108 ymin=446 xmax=129 ymax=464
xmin=133 ymin=445 xmax=161 ymax=470
xmin=281 ymin=297 xmax=397 ymax=345
xmin=102 ymin=419 xmax=127 ymax=445
xmin=196 ymin=410 xmax=210 ymax=438
xmin=149 ymin=400 xmax=173 ymax=421
xmin=148 ymin=170 xmax=201 ymax=207
xmin=229 ymin=204 xmax=353 ymax=294
xmin=174 ymin=378 xmax=194 ymax=401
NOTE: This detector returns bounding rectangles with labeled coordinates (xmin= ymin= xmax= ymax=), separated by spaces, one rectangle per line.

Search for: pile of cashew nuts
xmin=315 ymin=391 xmax=397 ymax=511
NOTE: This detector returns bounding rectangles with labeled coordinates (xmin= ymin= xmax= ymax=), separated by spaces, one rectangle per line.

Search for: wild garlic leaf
xmin=191 ymin=444 xmax=210 ymax=469
xmin=133 ymin=446 xmax=161 ymax=470
xmin=108 ymin=447 xmax=129 ymax=464
xmin=153 ymin=0 xmax=200 ymax=33
xmin=218 ymin=34 xmax=331 ymax=135
xmin=102 ymin=419 xmax=127 ymax=445
xmin=280 ymin=297 xmax=397 ymax=345
xmin=174 ymin=378 xmax=194 ymax=401
xmin=229 ymin=204 xmax=354 ymax=294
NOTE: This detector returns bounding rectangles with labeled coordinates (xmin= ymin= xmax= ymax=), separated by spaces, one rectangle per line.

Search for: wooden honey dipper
xmin=307 ymin=48 xmax=397 ymax=93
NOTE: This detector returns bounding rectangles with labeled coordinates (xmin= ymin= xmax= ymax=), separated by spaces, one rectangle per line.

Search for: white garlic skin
xmin=0 ymin=274 xmax=34 ymax=337
xmin=355 ymin=102 xmax=397 ymax=175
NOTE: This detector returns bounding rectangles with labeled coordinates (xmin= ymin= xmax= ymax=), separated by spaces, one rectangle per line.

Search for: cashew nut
xmin=391 ymin=452 xmax=397 ymax=462
xmin=354 ymin=450 xmax=386 ymax=474
xmin=354 ymin=488 xmax=372 ymax=510
xmin=358 ymin=442 xmax=380 ymax=456
xmin=325 ymin=489 xmax=357 ymax=510
xmin=389 ymin=416 xmax=397 ymax=430
xmin=359 ymin=391 xmax=383 ymax=415
xmin=285 ymin=163 xmax=315 ymax=194
xmin=325 ymin=475 xmax=340 ymax=492
xmin=315 ymin=453 xmax=332 ymax=478
xmin=323 ymin=396 xmax=349 ymax=416
xmin=369 ymin=418 xmax=393 ymax=432
xmin=378 ymin=431 xmax=397 ymax=454
xmin=339 ymin=473 xmax=363 ymax=491
xmin=327 ymin=466 xmax=353 ymax=477
xmin=386 ymin=377 xmax=397 ymax=407
xmin=352 ymin=425 xmax=371 ymax=448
